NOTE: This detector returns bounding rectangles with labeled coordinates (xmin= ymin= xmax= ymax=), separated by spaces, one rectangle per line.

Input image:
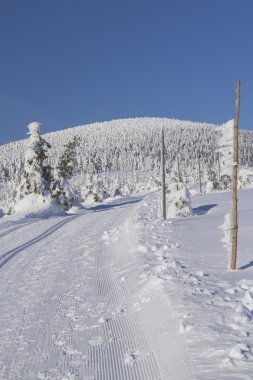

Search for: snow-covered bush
xmin=206 ymin=170 xmax=219 ymax=193
xmin=218 ymin=175 xmax=232 ymax=191
xmin=238 ymin=169 xmax=251 ymax=189
xmin=107 ymin=177 xmax=123 ymax=198
xmin=81 ymin=174 xmax=109 ymax=203
xmin=167 ymin=178 xmax=193 ymax=218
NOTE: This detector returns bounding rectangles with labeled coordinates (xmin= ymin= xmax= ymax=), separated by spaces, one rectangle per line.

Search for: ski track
xmin=0 ymin=198 xmax=161 ymax=380
xmin=0 ymin=222 xmax=33 ymax=239
xmin=0 ymin=216 xmax=78 ymax=268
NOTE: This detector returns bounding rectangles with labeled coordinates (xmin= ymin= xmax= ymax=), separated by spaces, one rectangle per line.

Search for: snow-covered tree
xmin=206 ymin=169 xmax=219 ymax=193
xmin=57 ymin=136 xmax=80 ymax=179
xmin=218 ymin=175 xmax=231 ymax=191
xmin=52 ymin=136 xmax=80 ymax=210
xmin=238 ymin=169 xmax=251 ymax=189
xmin=13 ymin=122 xmax=52 ymax=206
xmin=167 ymin=177 xmax=193 ymax=218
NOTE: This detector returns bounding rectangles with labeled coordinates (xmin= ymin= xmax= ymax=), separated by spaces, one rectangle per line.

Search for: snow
xmin=0 ymin=188 xmax=253 ymax=379
xmin=220 ymin=212 xmax=233 ymax=266
xmin=217 ymin=119 xmax=234 ymax=177
xmin=27 ymin=121 xmax=42 ymax=136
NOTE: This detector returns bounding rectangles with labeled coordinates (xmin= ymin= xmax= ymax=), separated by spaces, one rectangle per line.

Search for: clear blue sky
xmin=0 ymin=0 xmax=252 ymax=144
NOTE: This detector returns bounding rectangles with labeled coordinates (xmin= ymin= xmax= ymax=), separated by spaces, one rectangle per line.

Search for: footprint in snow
xmin=241 ymin=288 xmax=253 ymax=311
xmin=54 ymin=340 xmax=65 ymax=346
xmin=230 ymin=304 xmax=252 ymax=323
xmin=137 ymin=245 xmax=148 ymax=253
xmin=228 ymin=343 xmax=253 ymax=364
xmin=63 ymin=346 xmax=82 ymax=355
xmin=88 ymin=336 xmax=103 ymax=346
xmin=124 ymin=351 xmax=140 ymax=366
xmin=38 ymin=370 xmax=75 ymax=380
xmin=179 ymin=319 xmax=193 ymax=333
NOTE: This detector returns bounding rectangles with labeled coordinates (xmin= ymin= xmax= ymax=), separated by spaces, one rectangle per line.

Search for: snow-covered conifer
xmin=238 ymin=169 xmax=251 ymax=189
xmin=57 ymin=136 xmax=80 ymax=179
xmin=10 ymin=122 xmax=52 ymax=212
xmin=168 ymin=177 xmax=193 ymax=218
xmin=206 ymin=170 xmax=219 ymax=193
xmin=52 ymin=136 xmax=80 ymax=210
xmin=218 ymin=175 xmax=231 ymax=191
xmin=92 ymin=175 xmax=109 ymax=202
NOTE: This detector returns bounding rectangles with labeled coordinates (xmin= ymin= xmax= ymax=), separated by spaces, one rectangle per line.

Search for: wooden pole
xmin=161 ymin=129 xmax=166 ymax=220
xmin=231 ymin=80 xmax=240 ymax=270
xmin=198 ymin=153 xmax=202 ymax=194
xmin=176 ymin=155 xmax=181 ymax=182
xmin=217 ymin=151 xmax=221 ymax=181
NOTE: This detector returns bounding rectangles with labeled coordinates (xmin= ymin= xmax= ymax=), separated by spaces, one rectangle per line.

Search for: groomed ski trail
xmin=0 ymin=197 xmax=161 ymax=380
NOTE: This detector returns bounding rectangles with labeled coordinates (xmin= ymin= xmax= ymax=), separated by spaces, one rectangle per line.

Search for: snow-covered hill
xmin=1 ymin=117 xmax=253 ymax=214
xmin=1 ymin=117 xmax=253 ymax=191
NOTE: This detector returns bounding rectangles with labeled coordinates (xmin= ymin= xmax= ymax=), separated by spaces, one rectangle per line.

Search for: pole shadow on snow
xmin=89 ymin=198 xmax=143 ymax=213
xmin=0 ymin=215 xmax=79 ymax=269
xmin=193 ymin=204 xmax=218 ymax=216
xmin=239 ymin=261 xmax=253 ymax=270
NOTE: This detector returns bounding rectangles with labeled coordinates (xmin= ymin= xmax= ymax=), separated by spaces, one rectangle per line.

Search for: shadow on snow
xmin=88 ymin=197 xmax=143 ymax=213
xmin=0 ymin=215 xmax=79 ymax=269
xmin=239 ymin=261 xmax=253 ymax=270
xmin=193 ymin=204 xmax=218 ymax=216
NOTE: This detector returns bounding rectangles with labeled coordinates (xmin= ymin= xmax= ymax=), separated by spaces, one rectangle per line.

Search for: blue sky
xmin=0 ymin=0 xmax=252 ymax=144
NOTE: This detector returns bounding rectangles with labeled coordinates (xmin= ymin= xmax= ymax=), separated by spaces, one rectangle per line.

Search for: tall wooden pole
xmin=231 ymin=80 xmax=240 ymax=270
xmin=176 ymin=155 xmax=181 ymax=182
xmin=198 ymin=153 xmax=202 ymax=194
xmin=161 ymin=129 xmax=166 ymax=220
xmin=217 ymin=151 xmax=221 ymax=181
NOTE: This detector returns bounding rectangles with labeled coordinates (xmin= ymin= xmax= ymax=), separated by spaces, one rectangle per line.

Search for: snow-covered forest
xmin=1 ymin=117 xmax=253 ymax=213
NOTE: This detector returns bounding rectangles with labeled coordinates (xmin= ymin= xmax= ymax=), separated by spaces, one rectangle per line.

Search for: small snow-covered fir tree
xmin=92 ymin=175 xmax=109 ymax=202
xmin=206 ymin=169 xmax=219 ymax=193
xmin=218 ymin=174 xmax=231 ymax=191
xmin=57 ymin=136 xmax=80 ymax=179
xmin=11 ymin=122 xmax=52 ymax=211
xmin=167 ymin=177 xmax=193 ymax=218
xmin=238 ymin=169 xmax=251 ymax=189
xmin=52 ymin=136 xmax=80 ymax=210
xmin=80 ymin=174 xmax=109 ymax=203
xmin=108 ymin=176 xmax=122 ymax=197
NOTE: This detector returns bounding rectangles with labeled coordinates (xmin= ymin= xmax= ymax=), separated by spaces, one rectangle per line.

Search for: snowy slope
xmin=0 ymin=188 xmax=253 ymax=379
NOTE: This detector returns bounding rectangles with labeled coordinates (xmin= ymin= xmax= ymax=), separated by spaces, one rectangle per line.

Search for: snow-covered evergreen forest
xmin=1 ymin=117 xmax=253 ymax=212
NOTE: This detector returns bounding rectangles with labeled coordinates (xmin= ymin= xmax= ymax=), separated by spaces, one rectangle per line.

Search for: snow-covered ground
xmin=0 ymin=189 xmax=253 ymax=379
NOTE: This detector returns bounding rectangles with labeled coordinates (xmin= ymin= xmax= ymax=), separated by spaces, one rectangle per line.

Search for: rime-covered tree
xmin=15 ymin=122 xmax=52 ymax=200
xmin=206 ymin=169 xmax=219 ymax=193
xmin=57 ymin=136 xmax=80 ymax=179
xmin=52 ymin=136 xmax=80 ymax=210
xmin=168 ymin=177 xmax=193 ymax=218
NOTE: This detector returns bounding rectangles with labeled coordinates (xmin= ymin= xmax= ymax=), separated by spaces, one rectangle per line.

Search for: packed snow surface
xmin=0 ymin=188 xmax=253 ymax=379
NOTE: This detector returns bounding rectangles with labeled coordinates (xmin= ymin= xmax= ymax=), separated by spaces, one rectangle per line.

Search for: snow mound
xmin=12 ymin=193 xmax=64 ymax=218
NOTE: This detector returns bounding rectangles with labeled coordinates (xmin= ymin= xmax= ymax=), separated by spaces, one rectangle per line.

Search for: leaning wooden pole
xmin=161 ymin=129 xmax=166 ymax=220
xmin=231 ymin=80 xmax=240 ymax=270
